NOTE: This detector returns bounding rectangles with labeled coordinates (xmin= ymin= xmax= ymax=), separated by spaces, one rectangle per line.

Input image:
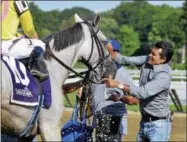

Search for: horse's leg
xmin=39 ymin=123 xmax=62 ymax=141
xmin=38 ymin=87 xmax=64 ymax=141
xmin=33 ymin=134 xmax=42 ymax=141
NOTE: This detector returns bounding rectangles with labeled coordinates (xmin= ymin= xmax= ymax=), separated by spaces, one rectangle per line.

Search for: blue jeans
xmin=137 ymin=119 xmax=172 ymax=142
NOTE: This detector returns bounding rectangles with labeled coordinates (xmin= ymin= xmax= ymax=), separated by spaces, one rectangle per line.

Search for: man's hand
xmin=32 ymin=32 xmax=38 ymax=39
xmin=106 ymin=43 xmax=113 ymax=54
xmin=25 ymin=32 xmax=38 ymax=39
xmin=103 ymin=76 xmax=120 ymax=88
xmin=120 ymin=95 xmax=139 ymax=105
xmin=106 ymin=43 xmax=117 ymax=60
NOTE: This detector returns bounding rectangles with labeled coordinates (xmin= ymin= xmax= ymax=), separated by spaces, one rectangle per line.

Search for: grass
xmin=64 ymin=91 xmax=187 ymax=113
xmin=126 ymin=105 xmax=140 ymax=112
xmin=169 ymin=104 xmax=187 ymax=113
xmin=74 ymin=62 xmax=87 ymax=68
xmin=64 ymin=91 xmax=77 ymax=107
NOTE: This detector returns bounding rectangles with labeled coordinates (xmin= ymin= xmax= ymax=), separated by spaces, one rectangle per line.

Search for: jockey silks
xmin=1 ymin=1 xmax=36 ymax=39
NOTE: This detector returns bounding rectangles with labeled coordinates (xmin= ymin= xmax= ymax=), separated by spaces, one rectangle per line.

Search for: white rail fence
xmin=64 ymin=69 xmax=186 ymax=105
xmin=125 ymin=69 xmax=186 ymax=81
xmin=65 ymin=68 xmax=186 ymax=83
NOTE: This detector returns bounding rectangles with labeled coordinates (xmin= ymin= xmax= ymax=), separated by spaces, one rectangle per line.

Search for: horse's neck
xmin=45 ymin=41 xmax=83 ymax=86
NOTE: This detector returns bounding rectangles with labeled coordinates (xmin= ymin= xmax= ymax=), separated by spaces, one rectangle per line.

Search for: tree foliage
xmin=28 ymin=1 xmax=185 ymax=68
xmin=99 ymin=17 xmax=119 ymax=39
xmin=181 ymin=0 xmax=187 ymax=36
xmin=118 ymin=25 xmax=140 ymax=55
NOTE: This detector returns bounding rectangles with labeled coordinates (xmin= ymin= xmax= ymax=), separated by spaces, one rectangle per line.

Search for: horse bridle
xmin=79 ymin=21 xmax=110 ymax=78
xmin=47 ymin=21 xmax=109 ymax=84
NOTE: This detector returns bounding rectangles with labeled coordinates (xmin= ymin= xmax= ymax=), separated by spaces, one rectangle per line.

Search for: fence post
xmin=169 ymin=90 xmax=180 ymax=111
xmin=171 ymin=89 xmax=184 ymax=112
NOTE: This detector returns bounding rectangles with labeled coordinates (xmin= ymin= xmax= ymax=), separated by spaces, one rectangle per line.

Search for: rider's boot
xmin=28 ymin=46 xmax=49 ymax=82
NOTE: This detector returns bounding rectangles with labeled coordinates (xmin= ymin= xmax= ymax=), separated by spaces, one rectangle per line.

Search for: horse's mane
xmin=43 ymin=23 xmax=84 ymax=59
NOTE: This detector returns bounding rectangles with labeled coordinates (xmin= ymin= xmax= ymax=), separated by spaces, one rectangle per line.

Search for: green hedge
xmin=171 ymin=63 xmax=186 ymax=70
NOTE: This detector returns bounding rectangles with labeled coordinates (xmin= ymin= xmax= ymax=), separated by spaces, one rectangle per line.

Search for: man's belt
xmin=142 ymin=114 xmax=166 ymax=122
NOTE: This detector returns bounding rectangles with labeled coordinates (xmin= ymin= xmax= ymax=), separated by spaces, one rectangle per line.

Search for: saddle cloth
xmin=1 ymin=55 xmax=51 ymax=108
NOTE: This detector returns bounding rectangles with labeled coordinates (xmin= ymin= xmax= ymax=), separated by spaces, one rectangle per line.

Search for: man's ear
xmin=162 ymin=57 xmax=167 ymax=63
xmin=161 ymin=57 xmax=167 ymax=63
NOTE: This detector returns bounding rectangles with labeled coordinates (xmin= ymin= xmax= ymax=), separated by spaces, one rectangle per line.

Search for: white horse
xmin=1 ymin=14 xmax=114 ymax=141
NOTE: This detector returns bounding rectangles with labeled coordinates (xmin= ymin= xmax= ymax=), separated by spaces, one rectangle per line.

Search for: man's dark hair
xmin=155 ymin=41 xmax=173 ymax=63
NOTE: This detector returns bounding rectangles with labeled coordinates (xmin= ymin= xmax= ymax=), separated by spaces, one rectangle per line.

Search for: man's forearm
xmin=120 ymin=95 xmax=139 ymax=105
xmin=114 ymin=54 xmax=148 ymax=67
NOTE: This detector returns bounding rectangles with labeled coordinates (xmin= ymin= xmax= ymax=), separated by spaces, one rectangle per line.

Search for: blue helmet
xmin=110 ymin=39 xmax=121 ymax=52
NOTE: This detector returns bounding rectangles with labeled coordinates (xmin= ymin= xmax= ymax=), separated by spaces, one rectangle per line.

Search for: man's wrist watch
xmin=118 ymin=83 xmax=124 ymax=89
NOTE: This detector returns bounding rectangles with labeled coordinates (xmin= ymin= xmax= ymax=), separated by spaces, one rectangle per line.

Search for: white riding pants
xmin=1 ymin=37 xmax=45 ymax=59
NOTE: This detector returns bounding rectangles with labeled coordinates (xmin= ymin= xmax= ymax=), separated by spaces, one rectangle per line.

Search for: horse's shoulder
xmin=1 ymin=60 xmax=10 ymax=76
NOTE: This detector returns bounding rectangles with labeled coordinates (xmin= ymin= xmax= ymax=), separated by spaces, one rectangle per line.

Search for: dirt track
xmin=62 ymin=109 xmax=186 ymax=142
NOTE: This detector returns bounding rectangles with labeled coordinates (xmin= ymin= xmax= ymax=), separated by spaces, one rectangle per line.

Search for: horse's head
xmin=75 ymin=13 xmax=117 ymax=83
xmin=43 ymin=13 xmax=116 ymax=84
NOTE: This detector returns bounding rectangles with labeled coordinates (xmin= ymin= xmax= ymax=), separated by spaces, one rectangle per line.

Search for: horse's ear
xmin=75 ymin=13 xmax=84 ymax=23
xmin=93 ymin=14 xmax=101 ymax=26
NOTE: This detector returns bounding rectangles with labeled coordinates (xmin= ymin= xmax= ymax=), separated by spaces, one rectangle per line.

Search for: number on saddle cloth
xmin=1 ymin=56 xmax=51 ymax=108
xmin=2 ymin=56 xmax=30 ymax=86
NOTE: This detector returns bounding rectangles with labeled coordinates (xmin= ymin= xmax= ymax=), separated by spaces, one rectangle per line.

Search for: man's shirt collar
xmin=152 ymin=63 xmax=172 ymax=75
